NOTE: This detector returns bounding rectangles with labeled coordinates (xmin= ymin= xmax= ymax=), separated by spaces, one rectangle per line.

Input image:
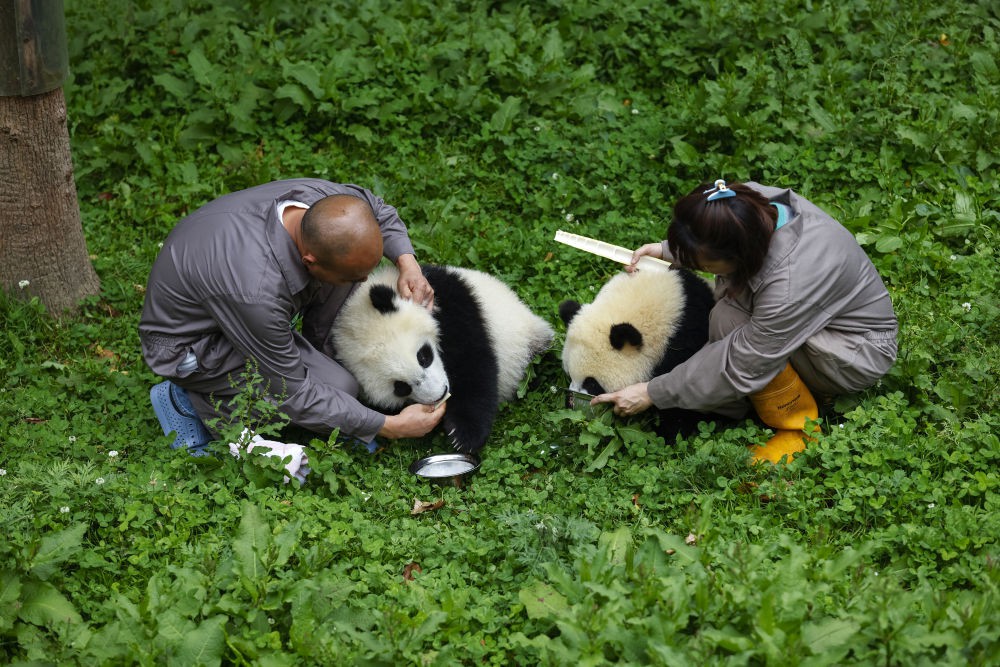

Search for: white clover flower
xmin=18 ymin=280 xmax=30 ymax=289
xmin=533 ymin=126 xmax=541 ymax=132
xmin=549 ymin=385 xmax=557 ymax=394
xmin=95 ymin=477 xmax=105 ymax=485
xmin=950 ymin=255 xmax=957 ymax=261
xmin=60 ymin=506 xmax=70 ymax=514
xmin=108 ymin=450 xmax=119 ymax=458
xmin=631 ymin=108 xmax=639 ymax=115
xmin=158 ymin=242 xmax=164 ymax=248
xmin=565 ymin=213 xmax=575 ymax=222
xmin=551 ymin=172 xmax=559 ymax=180
xmin=839 ymin=423 xmax=845 ymax=429
xmin=928 ymin=503 xmax=935 ymax=509
xmin=0 ymin=469 xmax=6 ymax=476
xmin=962 ymin=302 xmax=972 ymax=312
xmin=68 ymin=436 xmax=76 ymax=443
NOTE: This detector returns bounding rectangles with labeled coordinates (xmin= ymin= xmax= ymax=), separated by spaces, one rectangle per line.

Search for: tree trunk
xmin=0 ymin=87 xmax=100 ymax=315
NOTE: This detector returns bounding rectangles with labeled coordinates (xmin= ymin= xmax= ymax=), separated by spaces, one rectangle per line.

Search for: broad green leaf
xmin=490 ymin=96 xmax=522 ymax=133
xmin=670 ymin=136 xmax=700 ymax=165
xmin=519 ymin=581 xmax=569 ymax=620
xmin=970 ymin=49 xmax=999 ymax=81
xmin=152 ymin=73 xmax=194 ymax=99
xmin=807 ymin=98 xmax=838 ymax=134
xmin=874 ymin=235 xmax=902 ymax=253
xmin=584 ymin=437 xmax=622 ymax=472
xmin=273 ymin=519 xmax=301 ymax=569
xmin=0 ymin=570 xmax=21 ymax=630
xmin=18 ymin=581 xmax=82 ymax=627
xmin=280 ymin=59 xmax=324 ymax=98
xmin=597 ymin=527 xmax=632 ymax=565
xmin=347 ymin=123 xmax=375 ymax=144
xmin=541 ymin=29 xmax=564 ymax=63
xmin=802 ymin=618 xmax=860 ymax=654
xmin=156 ymin=609 xmax=196 ymax=643
xmin=30 ymin=523 xmax=86 ymax=581
xmin=187 ymin=48 xmax=216 ymax=88
xmin=177 ymin=615 xmax=226 ymax=667
xmin=233 ymin=502 xmax=270 ymax=587
xmin=274 ymin=83 xmax=312 ymax=112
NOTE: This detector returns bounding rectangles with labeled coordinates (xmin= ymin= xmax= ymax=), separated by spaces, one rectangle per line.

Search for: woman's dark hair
xmin=666 ymin=181 xmax=777 ymax=296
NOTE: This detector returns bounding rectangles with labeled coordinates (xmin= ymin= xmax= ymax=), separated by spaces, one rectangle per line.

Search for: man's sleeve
xmin=204 ymin=294 xmax=385 ymax=440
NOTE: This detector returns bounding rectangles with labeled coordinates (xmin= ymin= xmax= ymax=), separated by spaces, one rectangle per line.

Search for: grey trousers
xmin=709 ymin=297 xmax=898 ymax=418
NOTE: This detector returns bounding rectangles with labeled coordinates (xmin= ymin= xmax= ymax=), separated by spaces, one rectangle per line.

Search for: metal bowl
xmin=409 ymin=452 xmax=481 ymax=486
xmin=562 ymin=387 xmax=607 ymax=418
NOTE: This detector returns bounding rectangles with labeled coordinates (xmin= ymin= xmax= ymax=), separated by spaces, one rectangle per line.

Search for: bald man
xmin=140 ymin=179 xmax=443 ymax=452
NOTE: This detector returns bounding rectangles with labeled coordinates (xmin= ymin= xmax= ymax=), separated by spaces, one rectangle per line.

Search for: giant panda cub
xmin=330 ymin=264 xmax=554 ymax=453
xmin=559 ymin=268 xmax=717 ymax=439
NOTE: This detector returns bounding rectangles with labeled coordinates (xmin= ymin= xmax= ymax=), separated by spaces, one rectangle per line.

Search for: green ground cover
xmin=2 ymin=0 xmax=998 ymax=663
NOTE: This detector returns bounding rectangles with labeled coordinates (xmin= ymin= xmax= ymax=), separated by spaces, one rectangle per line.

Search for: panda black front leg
xmin=441 ymin=399 xmax=496 ymax=454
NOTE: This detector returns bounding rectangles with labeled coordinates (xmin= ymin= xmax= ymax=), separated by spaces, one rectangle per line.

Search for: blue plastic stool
xmin=150 ymin=381 xmax=212 ymax=456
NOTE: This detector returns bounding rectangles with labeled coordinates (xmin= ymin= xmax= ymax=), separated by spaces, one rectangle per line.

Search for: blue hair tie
xmin=704 ymin=179 xmax=736 ymax=201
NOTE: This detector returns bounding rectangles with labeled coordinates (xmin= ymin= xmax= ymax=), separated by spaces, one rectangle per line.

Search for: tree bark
xmin=0 ymin=87 xmax=100 ymax=315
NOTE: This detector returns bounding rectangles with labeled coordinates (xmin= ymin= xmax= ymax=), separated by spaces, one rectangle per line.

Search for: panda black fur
xmin=330 ymin=264 xmax=554 ymax=453
xmin=559 ymin=268 xmax=717 ymax=439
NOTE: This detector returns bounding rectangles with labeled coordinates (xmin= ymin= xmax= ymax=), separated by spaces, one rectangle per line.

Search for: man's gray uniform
xmin=648 ymin=182 xmax=898 ymax=418
xmin=140 ymin=179 xmax=415 ymax=441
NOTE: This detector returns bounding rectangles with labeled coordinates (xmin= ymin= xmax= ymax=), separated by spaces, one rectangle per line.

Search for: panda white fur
xmin=331 ymin=264 xmax=554 ymax=453
xmin=559 ymin=268 xmax=717 ymax=438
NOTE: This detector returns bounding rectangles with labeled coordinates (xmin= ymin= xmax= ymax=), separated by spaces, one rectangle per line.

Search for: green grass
xmin=2 ymin=0 xmax=999 ymax=663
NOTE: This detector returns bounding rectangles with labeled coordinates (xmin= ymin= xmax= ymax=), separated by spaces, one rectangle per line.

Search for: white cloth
xmin=228 ymin=430 xmax=310 ymax=484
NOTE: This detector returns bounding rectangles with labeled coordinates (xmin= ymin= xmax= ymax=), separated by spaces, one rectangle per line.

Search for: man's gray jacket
xmin=139 ymin=179 xmax=416 ymax=441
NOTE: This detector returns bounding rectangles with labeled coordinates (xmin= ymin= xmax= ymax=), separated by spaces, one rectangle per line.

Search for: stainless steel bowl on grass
xmin=409 ymin=453 xmax=480 ymax=486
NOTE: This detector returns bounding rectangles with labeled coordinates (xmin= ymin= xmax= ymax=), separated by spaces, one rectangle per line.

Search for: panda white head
xmin=559 ymin=270 xmax=686 ymax=396
xmin=331 ymin=281 xmax=451 ymax=410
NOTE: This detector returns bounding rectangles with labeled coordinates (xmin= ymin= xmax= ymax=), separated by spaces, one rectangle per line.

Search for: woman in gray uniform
xmin=592 ymin=180 xmax=898 ymax=462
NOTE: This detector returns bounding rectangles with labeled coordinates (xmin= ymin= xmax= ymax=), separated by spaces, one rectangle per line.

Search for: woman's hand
xmin=378 ymin=401 xmax=446 ymax=439
xmin=396 ymin=253 xmax=434 ymax=309
xmin=627 ymin=243 xmax=664 ymax=273
xmin=591 ymin=382 xmax=653 ymax=417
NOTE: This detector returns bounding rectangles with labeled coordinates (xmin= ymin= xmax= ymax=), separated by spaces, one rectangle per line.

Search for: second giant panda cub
xmin=331 ymin=264 xmax=554 ymax=453
xmin=559 ymin=268 xmax=718 ymax=439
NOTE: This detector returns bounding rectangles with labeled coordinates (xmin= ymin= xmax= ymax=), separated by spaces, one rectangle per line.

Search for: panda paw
xmin=443 ymin=421 xmax=487 ymax=455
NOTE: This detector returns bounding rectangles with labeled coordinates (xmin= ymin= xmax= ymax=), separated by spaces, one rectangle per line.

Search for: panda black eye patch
xmin=417 ymin=343 xmax=434 ymax=368
xmin=394 ymin=381 xmax=413 ymax=397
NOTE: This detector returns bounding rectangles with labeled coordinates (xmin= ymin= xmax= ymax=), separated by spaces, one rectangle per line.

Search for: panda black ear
xmin=558 ymin=300 xmax=581 ymax=325
xmin=609 ymin=323 xmax=643 ymax=350
xmin=369 ymin=285 xmax=397 ymax=314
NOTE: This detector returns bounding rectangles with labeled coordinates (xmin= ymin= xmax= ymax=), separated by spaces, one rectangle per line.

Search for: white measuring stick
xmin=554 ymin=230 xmax=671 ymax=272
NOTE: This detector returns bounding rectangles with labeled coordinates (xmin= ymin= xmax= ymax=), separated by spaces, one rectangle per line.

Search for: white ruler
xmin=554 ymin=230 xmax=671 ymax=272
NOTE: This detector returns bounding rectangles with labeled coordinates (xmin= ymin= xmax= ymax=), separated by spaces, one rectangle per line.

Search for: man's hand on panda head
xmin=396 ymin=253 xmax=435 ymax=310
xmin=591 ymin=382 xmax=653 ymax=417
